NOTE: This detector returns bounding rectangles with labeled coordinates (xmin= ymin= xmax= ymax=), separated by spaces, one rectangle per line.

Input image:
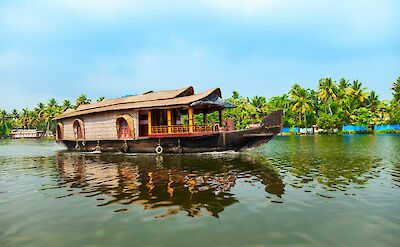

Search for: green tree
xmin=62 ymin=100 xmax=74 ymax=111
xmin=316 ymin=113 xmax=341 ymax=132
xmin=97 ymin=96 xmax=106 ymax=102
xmin=318 ymin=78 xmax=337 ymax=115
xmin=349 ymin=80 xmax=369 ymax=106
xmin=290 ymin=84 xmax=313 ymax=127
xmin=366 ymin=90 xmax=379 ymax=113
xmin=76 ymin=94 xmax=91 ymax=107
xmin=391 ymin=77 xmax=400 ymax=102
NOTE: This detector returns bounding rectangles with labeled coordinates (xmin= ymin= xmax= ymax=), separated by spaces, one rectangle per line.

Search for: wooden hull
xmin=59 ymin=126 xmax=281 ymax=153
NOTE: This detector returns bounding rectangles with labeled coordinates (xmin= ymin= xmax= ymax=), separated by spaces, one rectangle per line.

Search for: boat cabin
xmin=54 ymin=86 xmax=235 ymax=141
xmin=11 ymin=129 xmax=45 ymax=139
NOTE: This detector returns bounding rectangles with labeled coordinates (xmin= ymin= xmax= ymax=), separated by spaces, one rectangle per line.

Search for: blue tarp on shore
xmin=342 ymin=125 xmax=368 ymax=131
xmin=374 ymin=124 xmax=400 ymax=130
xmin=281 ymin=127 xmax=300 ymax=133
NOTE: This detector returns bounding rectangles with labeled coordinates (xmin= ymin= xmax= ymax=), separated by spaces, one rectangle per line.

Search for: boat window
xmin=73 ymin=119 xmax=84 ymax=140
xmin=56 ymin=123 xmax=64 ymax=140
xmin=117 ymin=117 xmax=133 ymax=139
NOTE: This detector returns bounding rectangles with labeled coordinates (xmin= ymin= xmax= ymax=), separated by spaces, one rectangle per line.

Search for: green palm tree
xmin=338 ymin=78 xmax=350 ymax=92
xmin=232 ymin=91 xmax=240 ymax=100
xmin=35 ymin=102 xmax=45 ymax=120
xmin=47 ymin=98 xmax=58 ymax=108
xmin=19 ymin=108 xmax=30 ymax=129
xmin=349 ymin=80 xmax=369 ymax=106
xmin=290 ymin=84 xmax=312 ymax=127
xmin=62 ymin=100 xmax=74 ymax=111
xmin=376 ymin=100 xmax=391 ymax=124
xmin=11 ymin=109 xmax=19 ymax=120
xmin=0 ymin=109 xmax=7 ymax=126
xmin=366 ymin=90 xmax=379 ymax=113
xmin=251 ymin=96 xmax=266 ymax=108
xmin=43 ymin=105 xmax=62 ymax=134
xmin=76 ymin=94 xmax=91 ymax=107
xmin=318 ymin=78 xmax=337 ymax=115
xmin=391 ymin=76 xmax=400 ymax=102
xmin=251 ymin=96 xmax=268 ymax=117
xmin=96 ymin=96 xmax=105 ymax=102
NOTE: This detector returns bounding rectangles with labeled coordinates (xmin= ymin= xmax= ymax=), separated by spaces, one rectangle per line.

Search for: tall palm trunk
xmin=328 ymin=101 xmax=333 ymax=115
xmin=299 ymin=113 xmax=302 ymax=126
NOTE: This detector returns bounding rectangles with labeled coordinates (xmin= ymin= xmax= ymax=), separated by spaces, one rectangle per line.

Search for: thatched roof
xmin=55 ymin=87 xmax=223 ymax=120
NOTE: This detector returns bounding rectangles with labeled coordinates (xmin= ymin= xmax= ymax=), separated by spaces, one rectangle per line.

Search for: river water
xmin=0 ymin=135 xmax=399 ymax=247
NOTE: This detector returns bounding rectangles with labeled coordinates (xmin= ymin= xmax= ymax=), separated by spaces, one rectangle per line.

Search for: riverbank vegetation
xmin=1 ymin=77 xmax=399 ymax=138
xmin=223 ymin=77 xmax=400 ymax=132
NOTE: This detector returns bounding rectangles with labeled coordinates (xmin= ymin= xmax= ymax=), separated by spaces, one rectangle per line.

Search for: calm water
xmin=0 ymin=136 xmax=399 ymax=247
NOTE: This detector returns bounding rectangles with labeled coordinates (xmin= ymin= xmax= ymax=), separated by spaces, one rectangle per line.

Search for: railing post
xmin=203 ymin=111 xmax=207 ymax=126
xmin=167 ymin=109 xmax=172 ymax=133
xmin=219 ymin=109 xmax=223 ymax=127
xmin=188 ymin=107 xmax=194 ymax=133
xmin=148 ymin=110 xmax=152 ymax=134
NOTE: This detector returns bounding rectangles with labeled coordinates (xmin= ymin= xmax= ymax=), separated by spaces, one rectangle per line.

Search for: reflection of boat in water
xmin=54 ymin=87 xmax=282 ymax=153
xmin=55 ymin=152 xmax=285 ymax=217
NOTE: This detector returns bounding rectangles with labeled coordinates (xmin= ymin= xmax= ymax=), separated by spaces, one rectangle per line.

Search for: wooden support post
xmin=203 ymin=111 xmax=207 ymax=126
xmin=167 ymin=109 xmax=172 ymax=133
xmin=188 ymin=107 xmax=194 ymax=133
xmin=219 ymin=109 xmax=223 ymax=127
xmin=148 ymin=110 xmax=152 ymax=134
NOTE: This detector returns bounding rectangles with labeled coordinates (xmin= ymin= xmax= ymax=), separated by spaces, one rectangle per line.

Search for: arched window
xmin=116 ymin=115 xmax=134 ymax=139
xmin=73 ymin=119 xmax=85 ymax=140
xmin=56 ymin=123 xmax=64 ymax=140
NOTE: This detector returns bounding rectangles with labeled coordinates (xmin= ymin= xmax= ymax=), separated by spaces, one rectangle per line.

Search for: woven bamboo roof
xmin=55 ymin=87 xmax=222 ymax=120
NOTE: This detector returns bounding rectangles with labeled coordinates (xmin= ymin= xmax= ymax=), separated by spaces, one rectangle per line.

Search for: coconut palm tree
xmin=62 ymin=100 xmax=74 ymax=111
xmin=232 ymin=91 xmax=240 ymax=100
xmin=97 ymin=96 xmax=105 ymax=102
xmin=391 ymin=77 xmax=400 ymax=102
xmin=35 ymin=102 xmax=45 ymax=121
xmin=47 ymin=98 xmax=58 ymax=108
xmin=76 ymin=94 xmax=91 ymax=107
xmin=251 ymin=96 xmax=268 ymax=117
xmin=338 ymin=78 xmax=350 ymax=92
xmin=340 ymin=98 xmax=359 ymax=123
xmin=290 ymin=84 xmax=312 ymax=127
xmin=307 ymin=89 xmax=320 ymax=116
xmin=0 ymin=109 xmax=7 ymax=125
xmin=366 ymin=90 xmax=379 ymax=113
xmin=376 ymin=100 xmax=391 ymax=124
xmin=349 ymin=80 xmax=369 ymax=106
xmin=11 ymin=109 xmax=19 ymax=120
xmin=19 ymin=108 xmax=30 ymax=129
xmin=318 ymin=78 xmax=337 ymax=115
xmin=0 ymin=109 xmax=14 ymax=138
xmin=251 ymin=96 xmax=266 ymax=108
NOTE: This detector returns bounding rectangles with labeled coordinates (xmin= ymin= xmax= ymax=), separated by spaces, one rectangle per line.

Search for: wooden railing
xmin=194 ymin=125 xmax=213 ymax=132
xmin=151 ymin=124 xmax=213 ymax=134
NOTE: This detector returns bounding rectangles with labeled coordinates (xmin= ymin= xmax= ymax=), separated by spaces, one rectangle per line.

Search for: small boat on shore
xmin=54 ymin=86 xmax=282 ymax=153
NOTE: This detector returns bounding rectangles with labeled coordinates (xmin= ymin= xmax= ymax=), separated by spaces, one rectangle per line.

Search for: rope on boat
xmin=121 ymin=140 xmax=129 ymax=153
xmin=75 ymin=140 xmax=80 ymax=150
xmin=173 ymin=139 xmax=182 ymax=154
xmin=94 ymin=140 xmax=101 ymax=152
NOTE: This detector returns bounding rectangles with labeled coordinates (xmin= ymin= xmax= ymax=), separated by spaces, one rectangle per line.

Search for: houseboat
xmin=54 ymin=86 xmax=282 ymax=153
xmin=11 ymin=129 xmax=45 ymax=139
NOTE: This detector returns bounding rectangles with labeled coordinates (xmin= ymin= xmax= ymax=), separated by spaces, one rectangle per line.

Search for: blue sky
xmin=1 ymin=0 xmax=399 ymax=110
